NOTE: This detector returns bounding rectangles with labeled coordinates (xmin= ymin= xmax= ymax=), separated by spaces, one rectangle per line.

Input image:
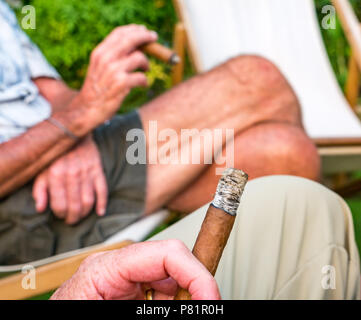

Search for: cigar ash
xmin=212 ymin=168 xmax=248 ymax=216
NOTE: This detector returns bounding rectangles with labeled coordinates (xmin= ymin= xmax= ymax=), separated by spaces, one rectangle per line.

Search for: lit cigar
xmin=174 ymin=168 xmax=248 ymax=300
xmin=141 ymin=42 xmax=180 ymax=65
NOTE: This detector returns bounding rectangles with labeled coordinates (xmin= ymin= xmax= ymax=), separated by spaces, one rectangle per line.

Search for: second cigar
xmin=141 ymin=42 xmax=180 ymax=65
xmin=174 ymin=168 xmax=248 ymax=300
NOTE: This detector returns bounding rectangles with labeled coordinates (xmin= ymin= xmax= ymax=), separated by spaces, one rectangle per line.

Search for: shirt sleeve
xmin=1 ymin=0 xmax=61 ymax=80
xmin=17 ymin=28 xmax=61 ymax=80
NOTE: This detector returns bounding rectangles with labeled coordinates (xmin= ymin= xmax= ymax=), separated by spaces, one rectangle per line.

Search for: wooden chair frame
xmin=334 ymin=0 xmax=361 ymax=112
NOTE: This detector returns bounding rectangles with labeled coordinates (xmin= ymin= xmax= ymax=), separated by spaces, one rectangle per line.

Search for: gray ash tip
xmin=211 ymin=168 xmax=248 ymax=216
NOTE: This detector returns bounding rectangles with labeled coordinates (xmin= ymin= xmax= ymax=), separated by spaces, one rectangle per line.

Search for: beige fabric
xmin=150 ymin=175 xmax=360 ymax=299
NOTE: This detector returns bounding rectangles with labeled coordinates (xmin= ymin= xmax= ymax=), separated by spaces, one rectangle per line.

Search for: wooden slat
xmin=172 ymin=23 xmax=186 ymax=86
xmin=0 ymin=240 xmax=133 ymax=300
xmin=332 ymin=0 xmax=361 ymax=70
xmin=345 ymin=48 xmax=361 ymax=108
xmin=334 ymin=177 xmax=361 ymax=197
xmin=314 ymin=137 xmax=361 ymax=147
xmin=172 ymin=0 xmax=203 ymax=72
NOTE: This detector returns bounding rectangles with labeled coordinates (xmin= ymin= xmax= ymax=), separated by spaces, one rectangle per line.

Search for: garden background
xmin=9 ymin=0 xmax=361 ymax=261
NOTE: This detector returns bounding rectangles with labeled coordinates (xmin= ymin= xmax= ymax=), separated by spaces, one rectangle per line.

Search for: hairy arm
xmin=33 ymin=77 xmax=78 ymax=113
xmin=0 ymin=98 xmax=94 ymax=198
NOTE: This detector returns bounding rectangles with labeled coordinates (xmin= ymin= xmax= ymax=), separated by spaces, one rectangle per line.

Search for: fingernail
xmin=150 ymin=31 xmax=158 ymax=39
xmin=99 ymin=208 xmax=106 ymax=216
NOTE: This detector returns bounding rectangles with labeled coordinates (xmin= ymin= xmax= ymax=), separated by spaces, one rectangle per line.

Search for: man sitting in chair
xmin=0 ymin=0 xmax=320 ymax=267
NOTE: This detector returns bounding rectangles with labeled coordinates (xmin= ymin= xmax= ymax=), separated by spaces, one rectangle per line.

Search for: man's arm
xmin=0 ymin=25 xmax=156 ymax=198
xmin=0 ymin=97 xmax=94 ymax=197
xmin=33 ymin=77 xmax=78 ymax=113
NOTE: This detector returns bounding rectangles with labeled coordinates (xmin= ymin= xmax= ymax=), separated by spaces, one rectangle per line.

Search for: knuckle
xmin=122 ymin=38 xmax=131 ymax=48
xmin=100 ymin=52 xmax=112 ymax=65
xmin=166 ymin=239 xmax=187 ymax=251
xmin=115 ymin=72 xmax=127 ymax=85
xmin=90 ymin=48 xmax=101 ymax=63
xmin=49 ymin=165 xmax=63 ymax=179
xmin=134 ymin=51 xmax=146 ymax=61
xmin=69 ymin=200 xmax=82 ymax=213
xmin=67 ymin=166 xmax=81 ymax=179
xmin=107 ymin=62 xmax=119 ymax=75
xmin=81 ymin=252 xmax=104 ymax=270
xmin=83 ymin=197 xmax=94 ymax=208
xmin=81 ymin=255 xmax=95 ymax=267
xmin=53 ymin=205 xmax=66 ymax=217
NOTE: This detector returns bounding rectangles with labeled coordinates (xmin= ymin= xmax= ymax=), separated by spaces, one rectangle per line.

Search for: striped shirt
xmin=0 ymin=0 xmax=60 ymax=143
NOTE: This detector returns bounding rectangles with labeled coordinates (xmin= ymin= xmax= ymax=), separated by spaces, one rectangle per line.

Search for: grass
xmin=345 ymin=198 xmax=361 ymax=256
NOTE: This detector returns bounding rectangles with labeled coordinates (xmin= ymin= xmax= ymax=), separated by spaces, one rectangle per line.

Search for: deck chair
xmin=172 ymin=0 xmax=361 ymax=178
xmin=0 ymin=209 xmax=169 ymax=299
xmin=2 ymin=0 xmax=361 ymax=300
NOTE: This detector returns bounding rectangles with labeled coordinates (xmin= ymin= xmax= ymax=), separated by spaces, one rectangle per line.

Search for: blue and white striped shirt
xmin=0 ymin=0 xmax=60 ymax=143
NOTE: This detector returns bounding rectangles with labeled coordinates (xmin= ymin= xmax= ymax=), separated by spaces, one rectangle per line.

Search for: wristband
xmin=46 ymin=117 xmax=79 ymax=140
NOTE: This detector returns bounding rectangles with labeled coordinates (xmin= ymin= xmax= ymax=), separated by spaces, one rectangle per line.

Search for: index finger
xmin=93 ymin=25 xmax=157 ymax=66
xmin=107 ymin=25 xmax=157 ymax=52
xmin=92 ymin=240 xmax=220 ymax=300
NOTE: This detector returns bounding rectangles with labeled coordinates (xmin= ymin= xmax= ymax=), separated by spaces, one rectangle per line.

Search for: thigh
xmin=0 ymin=181 xmax=55 ymax=265
xmin=93 ymin=111 xmax=146 ymax=217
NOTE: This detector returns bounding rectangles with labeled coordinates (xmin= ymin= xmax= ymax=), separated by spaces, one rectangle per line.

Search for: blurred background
xmin=8 ymin=0 xmax=361 ymax=252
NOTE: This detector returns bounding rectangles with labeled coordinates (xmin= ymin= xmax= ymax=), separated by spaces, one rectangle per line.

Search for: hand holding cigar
xmin=174 ymin=168 xmax=248 ymax=300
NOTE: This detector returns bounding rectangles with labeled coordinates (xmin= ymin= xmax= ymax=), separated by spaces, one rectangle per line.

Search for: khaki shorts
xmin=0 ymin=111 xmax=146 ymax=265
xmin=151 ymin=176 xmax=361 ymax=299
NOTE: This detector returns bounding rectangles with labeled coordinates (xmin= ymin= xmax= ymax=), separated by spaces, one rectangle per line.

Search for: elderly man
xmin=0 ymin=0 xmax=321 ymax=265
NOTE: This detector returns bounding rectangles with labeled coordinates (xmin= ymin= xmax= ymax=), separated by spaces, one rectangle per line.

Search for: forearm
xmin=0 ymin=98 xmax=95 ymax=198
xmin=33 ymin=77 xmax=78 ymax=113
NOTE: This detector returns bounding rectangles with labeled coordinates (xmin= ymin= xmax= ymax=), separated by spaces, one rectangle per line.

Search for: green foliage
xmin=12 ymin=0 xmax=361 ymax=107
xmin=315 ymin=0 xmax=361 ymax=89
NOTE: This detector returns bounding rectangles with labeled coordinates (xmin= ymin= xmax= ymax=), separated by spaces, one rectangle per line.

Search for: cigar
xmin=174 ymin=168 xmax=248 ymax=300
xmin=141 ymin=42 xmax=180 ymax=65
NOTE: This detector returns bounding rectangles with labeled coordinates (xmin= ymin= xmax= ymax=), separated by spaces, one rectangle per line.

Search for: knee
xmin=224 ymin=55 xmax=285 ymax=88
xmin=271 ymin=124 xmax=320 ymax=181
xmin=242 ymin=122 xmax=321 ymax=181
xmin=242 ymin=176 xmax=350 ymax=246
xmin=223 ymin=55 xmax=301 ymax=124
xmin=238 ymin=175 xmax=359 ymax=299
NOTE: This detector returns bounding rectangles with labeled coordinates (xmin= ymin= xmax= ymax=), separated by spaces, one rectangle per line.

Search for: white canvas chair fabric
xmin=180 ymin=0 xmax=361 ymax=139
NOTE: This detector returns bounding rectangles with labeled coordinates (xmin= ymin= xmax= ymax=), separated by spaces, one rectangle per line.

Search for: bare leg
xmin=138 ymin=55 xmax=320 ymax=214
xmin=168 ymin=122 xmax=320 ymax=213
